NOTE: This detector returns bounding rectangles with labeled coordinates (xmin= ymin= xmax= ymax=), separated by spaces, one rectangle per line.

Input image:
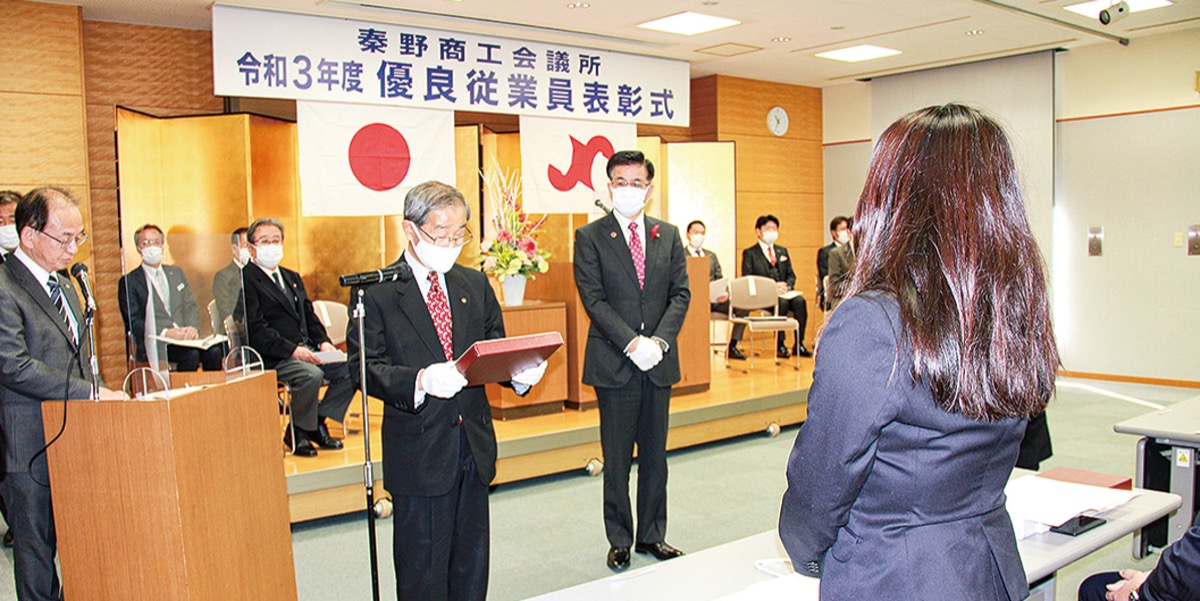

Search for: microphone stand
xmin=352 ymin=286 xmax=382 ymax=601
xmin=83 ymin=302 xmax=99 ymax=401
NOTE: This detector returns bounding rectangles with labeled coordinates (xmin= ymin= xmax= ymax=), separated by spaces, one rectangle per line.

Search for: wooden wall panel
xmin=710 ymin=75 xmax=821 ymax=141
xmin=689 ymin=76 xmax=718 ymax=141
xmin=82 ymin=21 xmax=222 ymax=114
xmin=0 ymin=93 xmax=89 ymax=186
xmin=0 ymin=1 xmax=83 ymax=95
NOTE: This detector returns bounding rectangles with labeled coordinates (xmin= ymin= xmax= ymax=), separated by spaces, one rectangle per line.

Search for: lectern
xmin=42 ymin=371 xmax=297 ymax=600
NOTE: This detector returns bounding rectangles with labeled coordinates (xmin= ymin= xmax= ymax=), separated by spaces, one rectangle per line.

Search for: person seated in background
xmin=825 ymin=218 xmax=855 ymax=310
xmin=1077 ymin=511 xmax=1199 ymax=601
xmin=816 ymin=216 xmax=850 ymax=310
xmin=212 ymin=226 xmax=249 ymax=336
xmin=686 ymin=220 xmax=747 ymax=360
xmin=740 ymin=215 xmax=811 ymax=358
xmin=238 ymin=217 xmax=355 ymax=457
xmin=0 ymin=190 xmax=21 ymax=262
xmin=117 ymin=224 xmax=223 ymax=372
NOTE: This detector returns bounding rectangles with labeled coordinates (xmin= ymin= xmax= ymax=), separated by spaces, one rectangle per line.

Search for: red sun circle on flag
xmin=348 ymin=123 xmax=411 ymax=191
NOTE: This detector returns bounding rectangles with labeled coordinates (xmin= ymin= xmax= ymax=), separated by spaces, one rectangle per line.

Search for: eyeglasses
xmin=38 ymin=229 xmax=88 ymax=249
xmin=612 ymin=179 xmax=650 ymax=190
xmin=417 ymin=224 xmax=473 ymax=248
xmin=137 ymin=238 xmax=165 ymax=248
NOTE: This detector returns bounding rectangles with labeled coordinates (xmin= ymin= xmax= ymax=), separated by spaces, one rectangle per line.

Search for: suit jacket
xmin=742 ymin=242 xmax=796 ymax=290
xmin=117 ymin=264 xmax=202 ymax=362
xmin=211 ymin=261 xmax=243 ymax=335
xmin=238 ymin=262 xmax=331 ymax=369
xmin=779 ymin=292 xmax=1028 ymax=600
xmin=0 ymin=257 xmax=101 ymax=478
xmin=690 ymin=247 xmax=722 ymax=282
xmin=573 ymin=213 xmax=691 ymax=389
xmin=825 ymin=243 xmax=855 ymax=310
xmin=1143 ymin=511 xmax=1200 ymax=601
xmin=816 ymin=242 xmax=836 ymax=306
xmin=347 ymin=257 xmax=504 ymax=497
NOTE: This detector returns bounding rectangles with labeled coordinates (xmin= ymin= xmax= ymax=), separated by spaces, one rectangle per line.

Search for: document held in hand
xmin=454 ymin=332 xmax=564 ymax=386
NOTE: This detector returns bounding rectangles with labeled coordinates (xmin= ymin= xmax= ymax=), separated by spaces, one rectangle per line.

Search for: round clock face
xmin=767 ymin=106 xmax=789 ymax=136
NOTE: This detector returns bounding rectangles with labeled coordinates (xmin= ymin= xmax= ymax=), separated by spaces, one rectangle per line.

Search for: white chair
xmin=206 ymin=299 xmax=220 ymax=335
xmin=312 ymin=300 xmax=349 ymax=347
xmin=726 ymin=276 xmax=800 ymax=372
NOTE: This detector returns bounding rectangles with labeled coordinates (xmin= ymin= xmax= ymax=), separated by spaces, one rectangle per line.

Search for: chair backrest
xmin=312 ymin=300 xmax=350 ymax=346
xmin=206 ymin=299 xmax=220 ymax=335
xmin=223 ymin=315 xmax=246 ymax=348
xmin=728 ymin=276 xmax=780 ymax=313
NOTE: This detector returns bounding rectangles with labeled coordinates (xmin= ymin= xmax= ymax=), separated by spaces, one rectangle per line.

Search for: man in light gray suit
xmin=0 ymin=187 xmax=124 ymax=601
xmin=211 ymin=226 xmax=249 ymax=337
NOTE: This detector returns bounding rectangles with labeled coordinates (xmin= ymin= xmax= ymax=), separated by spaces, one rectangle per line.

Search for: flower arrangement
xmin=478 ymin=165 xmax=551 ymax=282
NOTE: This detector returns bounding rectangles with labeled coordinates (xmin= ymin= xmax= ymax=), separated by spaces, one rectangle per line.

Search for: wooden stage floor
xmin=283 ymin=352 xmax=813 ymax=523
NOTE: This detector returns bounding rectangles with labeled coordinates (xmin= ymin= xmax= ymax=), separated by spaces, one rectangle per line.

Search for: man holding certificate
xmin=348 ymin=181 xmax=546 ymax=601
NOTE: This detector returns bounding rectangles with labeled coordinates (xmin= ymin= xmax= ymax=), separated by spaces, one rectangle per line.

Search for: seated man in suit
xmin=741 ymin=215 xmax=811 ymax=358
xmin=816 ymin=216 xmax=850 ymax=310
xmin=0 ymin=190 xmax=20 ymax=262
xmin=117 ymin=224 xmax=223 ymax=372
xmin=685 ymin=220 xmax=747 ymax=360
xmin=211 ymin=226 xmax=249 ymax=336
xmin=1078 ymin=511 xmax=1200 ymax=601
xmin=239 ymin=217 xmax=355 ymax=457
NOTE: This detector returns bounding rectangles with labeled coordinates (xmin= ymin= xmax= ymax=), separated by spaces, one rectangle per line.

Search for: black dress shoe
xmin=795 ymin=344 xmax=812 ymax=358
xmin=776 ymin=345 xmax=791 ymax=359
xmin=284 ymin=428 xmax=318 ymax=457
xmin=607 ymin=546 xmax=630 ymax=571
xmin=3 ymin=530 xmax=12 ymax=548
xmin=727 ymin=344 xmax=747 ymax=361
xmin=308 ymin=421 xmax=344 ymax=450
xmin=635 ymin=541 xmax=685 ymax=560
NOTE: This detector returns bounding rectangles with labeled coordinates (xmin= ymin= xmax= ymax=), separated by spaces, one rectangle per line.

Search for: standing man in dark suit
xmin=0 ymin=187 xmax=124 ymax=601
xmin=0 ymin=190 xmax=21 ymax=263
xmin=117 ymin=224 xmax=222 ymax=372
xmin=348 ymin=181 xmax=546 ymax=601
xmin=211 ymin=226 xmax=249 ymax=336
xmin=741 ymin=215 xmax=811 ymax=358
xmin=816 ymin=216 xmax=850 ymax=310
xmin=685 ymin=220 xmax=746 ymax=360
xmin=575 ymin=150 xmax=691 ymax=571
xmin=240 ymin=217 xmax=355 ymax=457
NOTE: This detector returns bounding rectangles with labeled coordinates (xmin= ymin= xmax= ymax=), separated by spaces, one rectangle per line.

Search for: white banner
xmin=519 ymin=116 xmax=637 ymax=214
xmin=213 ymin=6 xmax=690 ymax=127
xmin=297 ymin=101 xmax=455 ymax=216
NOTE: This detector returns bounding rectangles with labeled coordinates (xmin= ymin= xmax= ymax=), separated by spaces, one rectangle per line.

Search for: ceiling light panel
xmin=637 ymin=11 xmax=741 ymax=36
xmin=815 ymin=44 xmax=903 ymax=63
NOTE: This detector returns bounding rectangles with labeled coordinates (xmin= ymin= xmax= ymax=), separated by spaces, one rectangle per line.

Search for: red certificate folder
xmin=454 ymin=332 xmax=564 ymax=387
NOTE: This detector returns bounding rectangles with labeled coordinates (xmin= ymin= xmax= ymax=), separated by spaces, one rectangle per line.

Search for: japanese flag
xmin=298 ymin=100 xmax=456 ymax=216
xmin=519 ymin=115 xmax=637 ymax=214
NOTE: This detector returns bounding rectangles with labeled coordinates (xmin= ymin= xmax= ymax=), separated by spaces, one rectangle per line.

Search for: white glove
xmin=512 ymin=360 xmax=548 ymax=388
xmin=626 ymin=335 xmax=664 ymax=372
xmin=419 ymin=361 xmax=468 ymax=399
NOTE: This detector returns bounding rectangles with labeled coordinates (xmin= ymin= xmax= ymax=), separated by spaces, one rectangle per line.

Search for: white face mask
xmin=611 ymin=187 xmax=647 ymax=219
xmin=140 ymin=245 xmax=164 ymax=265
xmin=413 ymin=238 xmax=463 ymax=274
xmin=236 ymin=247 xmax=251 ymax=266
xmin=761 ymin=230 xmax=779 ymax=245
xmin=255 ymin=243 xmax=284 ymax=270
xmin=688 ymin=234 xmax=705 ymax=250
xmin=836 ymin=230 xmax=851 ymax=245
xmin=0 ymin=225 xmax=18 ymax=251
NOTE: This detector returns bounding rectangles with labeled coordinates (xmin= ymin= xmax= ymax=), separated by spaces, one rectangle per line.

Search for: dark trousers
xmin=711 ymin=301 xmax=747 ymax=343
xmin=1078 ymin=572 xmax=1122 ymax=601
xmin=274 ymin=358 xmax=356 ymax=431
xmin=391 ymin=430 xmax=489 ymax=601
xmin=777 ymin=296 xmax=808 ymax=347
xmin=2 ymin=473 xmax=62 ymax=601
xmin=596 ymin=374 xmax=671 ymax=547
xmin=166 ymin=344 xmax=224 ymax=372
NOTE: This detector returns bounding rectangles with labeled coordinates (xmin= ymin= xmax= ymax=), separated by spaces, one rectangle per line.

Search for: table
xmin=527 ymin=487 xmax=1180 ymax=601
xmin=1114 ymin=396 xmax=1200 ymax=555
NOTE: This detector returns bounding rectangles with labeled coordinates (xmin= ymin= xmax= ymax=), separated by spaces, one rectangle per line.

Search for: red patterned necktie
xmin=628 ymin=222 xmax=645 ymax=290
xmin=768 ymin=245 xmax=777 ymax=266
xmin=425 ymin=271 xmax=454 ymax=360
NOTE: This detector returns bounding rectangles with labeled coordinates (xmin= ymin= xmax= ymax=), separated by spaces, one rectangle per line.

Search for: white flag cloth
xmin=298 ymin=101 xmax=455 ymax=216
xmin=519 ymin=115 xmax=637 ymax=214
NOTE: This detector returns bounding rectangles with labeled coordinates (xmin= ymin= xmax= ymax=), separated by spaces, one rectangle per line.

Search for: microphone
xmin=594 ymin=198 xmax=611 ymax=213
xmin=339 ymin=263 xmax=413 ymax=288
xmin=69 ymin=262 xmax=96 ymax=313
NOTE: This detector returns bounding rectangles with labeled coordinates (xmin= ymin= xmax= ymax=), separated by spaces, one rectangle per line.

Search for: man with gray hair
xmin=349 ymin=180 xmax=547 ymax=600
xmin=0 ymin=190 xmax=21 ymax=262
xmin=238 ymin=217 xmax=355 ymax=457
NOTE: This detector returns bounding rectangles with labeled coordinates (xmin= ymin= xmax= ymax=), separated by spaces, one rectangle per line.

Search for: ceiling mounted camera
xmin=1099 ymin=1 xmax=1130 ymax=25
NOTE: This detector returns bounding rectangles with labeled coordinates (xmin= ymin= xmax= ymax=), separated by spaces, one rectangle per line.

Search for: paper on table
xmin=314 ymin=349 xmax=348 ymax=364
xmin=710 ymin=278 xmax=729 ymax=303
xmin=152 ymin=334 xmax=228 ymax=350
xmin=1004 ymin=475 xmax=1139 ymax=539
xmin=713 ymin=572 xmax=820 ymax=600
xmin=778 ymin=290 xmax=803 ymax=300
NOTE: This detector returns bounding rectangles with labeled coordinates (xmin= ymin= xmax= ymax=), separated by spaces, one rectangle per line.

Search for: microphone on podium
xmin=69 ymin=262 xmax=96 ymax=314
xmin=339 ymin=263 xmax=414 ymax=288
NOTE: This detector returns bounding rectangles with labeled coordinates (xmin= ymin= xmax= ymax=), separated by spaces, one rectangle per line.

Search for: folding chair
xmin=726 ymin=275 xmax=800 ymax=372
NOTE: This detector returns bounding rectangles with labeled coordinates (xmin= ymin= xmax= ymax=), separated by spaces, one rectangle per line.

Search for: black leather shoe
xmin=776 ymin=344 xmax=791 ymax=359
xmin=284 ymin=428 xmax=318 ymax=457
xmin=795 ymin=344 xmax=812 ymax=358
xmin=2 ymin=530 xmax=12 ymax=548
xmin=635 ymin=541 xmax=685 ymax=560
xmin=727 ymin=344 xmax=747 ymax=360
xmin=308 ymin=421 xmax=344 ymax=450
xmin=607 ymin=546 xmax=631 ymax=571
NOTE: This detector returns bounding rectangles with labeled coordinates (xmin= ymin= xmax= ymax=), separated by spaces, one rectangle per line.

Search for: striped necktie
xmin=47 ymin=276 xmax=76 ymax=342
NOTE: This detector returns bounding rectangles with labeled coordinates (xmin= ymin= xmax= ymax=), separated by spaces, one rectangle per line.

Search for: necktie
xmin=768 ymin=246 xmax=777 ymax=266
xmin=425 ymin=271 xmax=454 ymax=360
xmin=628 ymin=222 xmax=645 ymax=290
xmin=154 ymin=269 xmax=172 ymax=314
xmin=47 ymin=277 xmax=76 ymax=342
xmin=271 ymin=271 xmax=286 ymax=292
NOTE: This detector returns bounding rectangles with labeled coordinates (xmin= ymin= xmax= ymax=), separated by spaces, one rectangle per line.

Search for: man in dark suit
xmin=211 ymin=226 xmax=249 ymax=336
xmin=0 ymin=190 xmax=20 ymax=263
xmin=825 ymin=238 xmax=855 ymax=311
xmin=348 ymin=181 xmax=546 ymax=601
xmin=575 ymin=150 xmax=691 ymax=571
xmin=117 ymin=224 xmax=222 ymax=372
xmin=0 ymin=188 xmax=124 ymax=601
xmin=685 ymin=220 xmax=747 ymax=360
xmin=240 ymin=217 xmax=355 ymax=457
xmin=1078 ymin=511 xmax=1200 ymax=601
xmin=741 ymin=215 xmax=811 ymax=358
xmin=816 ymin=216 xmax=850 ymax=310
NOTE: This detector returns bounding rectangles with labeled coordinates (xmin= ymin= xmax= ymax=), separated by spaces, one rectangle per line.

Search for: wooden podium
xmin=42 ymin=371 xmax=297 ymax=600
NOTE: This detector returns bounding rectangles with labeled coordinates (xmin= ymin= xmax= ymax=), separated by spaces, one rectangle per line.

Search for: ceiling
xmin=55 ymin=0 xmax=1200 ymax=87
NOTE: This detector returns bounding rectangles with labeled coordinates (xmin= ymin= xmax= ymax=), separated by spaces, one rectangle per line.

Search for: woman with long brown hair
xmin=778 ymin=103 xmax=1058 ymax=600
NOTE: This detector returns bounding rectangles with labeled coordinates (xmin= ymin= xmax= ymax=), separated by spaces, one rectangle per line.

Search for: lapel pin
xmin=610 ymin=232 xmax=618 ymax=238
xmin=461 ymin=297 xmax=467 ymax=304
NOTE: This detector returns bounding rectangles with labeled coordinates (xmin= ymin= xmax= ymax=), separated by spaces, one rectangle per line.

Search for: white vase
xmin=501 ymin=274 xmax=527 ymax=306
